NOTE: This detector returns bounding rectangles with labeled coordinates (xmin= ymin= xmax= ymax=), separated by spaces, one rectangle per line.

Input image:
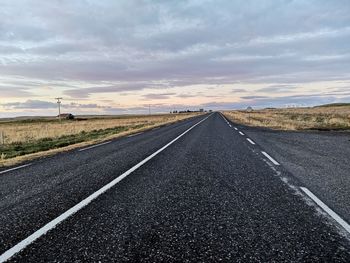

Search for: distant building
xmin=58 ymin=113 xmax=75 ymax=120
xmin=199 ymin=108 xmax=204 ymax=112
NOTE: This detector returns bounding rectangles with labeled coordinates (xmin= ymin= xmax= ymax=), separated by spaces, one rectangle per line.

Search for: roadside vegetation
xmin=223 ymin=104 xmax=350 ymax=131
xmin=0 ymin=113 xmax=199 ymax=166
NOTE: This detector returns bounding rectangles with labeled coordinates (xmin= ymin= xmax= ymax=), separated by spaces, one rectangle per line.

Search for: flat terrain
xmin=0 ymin=112 xmax=349 ymax=262
xmin=0 ymin=113 xmax=199 ymax=166
xmin=230 ymin=121 xmax=350 ymax=223
xmin=224 ymin=105 xmax=350 ymax=130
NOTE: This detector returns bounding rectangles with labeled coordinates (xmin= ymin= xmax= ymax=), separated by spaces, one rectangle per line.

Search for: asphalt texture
xmin=239 ymin=123 xmax=350 ymax=223
xmin=0 ymin=112 xmax=349 ymax=262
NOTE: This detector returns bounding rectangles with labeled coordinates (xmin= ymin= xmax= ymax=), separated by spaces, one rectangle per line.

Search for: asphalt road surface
xmin=0 ymin=112 xmax=349 ymax=262
xmin=239 ymin=124 xmax=350 ymax=224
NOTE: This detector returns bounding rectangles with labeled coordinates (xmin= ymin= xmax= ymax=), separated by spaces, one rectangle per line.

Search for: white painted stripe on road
xmin=127 ymin=132 xmax=143 ymax=138
xmin=300 ymin=187 xmax=350 ymax=234
xmin=234 ymin=127 xmax=238 ymax=130
xmin=0 ymin=164 xmax=32 ymax=175
xmin=246 ymin=138 xmax=256 ymax=145
xmin=239 ymin=131 xmax=245 ymax=136
xmin=219 ymin=112 xmax=227 ymax=122
xmin=261 ymin=151 xmax=280 ymax=165
xmin=78 ymin=141 xmax=111 ymax=152
xmin=228 ymin=124 xmax=232 ymax=127
xmin=0 ymin=114 xmax=212 ymax=263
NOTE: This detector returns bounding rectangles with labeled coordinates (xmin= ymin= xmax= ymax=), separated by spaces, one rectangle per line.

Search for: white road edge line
xmin=0 ymin=114 xmax=212 ymax=263
xmin=127 ymin=132 xmax=143 ymax=138
xmin=246 ymin=138 xmax=256 ymax=145
xmin=300 ymin=187 xmax=350 ymax=234
xmin=261 ymin=151 xmax=280 ymax=165
xmin=239 ymin=131 xmax=245 ymax=136
xmin=0 ymin=163 xmax=32 ymax=175
xmin=78 ymin=141 xmax=111 ymax=152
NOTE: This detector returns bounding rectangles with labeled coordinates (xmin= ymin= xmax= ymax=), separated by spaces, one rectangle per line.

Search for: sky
xmin=0 ymin=0 xmax=350 ymax=117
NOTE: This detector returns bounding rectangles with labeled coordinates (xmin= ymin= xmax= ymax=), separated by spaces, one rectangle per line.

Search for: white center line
xmin=300 ymin=187 xmax=350 ymax=234
xmin=261 ymin=151 xmax=280 ymax=165
xmin=228 ymin=124 xmax=232 ymax=127
xmin=78 ymin=141 xmax=111 ymax=152
xmin=234 ymin=127 xmax=238 ymax=130
xmin=239 ymin=131 xmax=245 ymax=136
xmin=0 ymin=114 xmax=212 ymax=263
xmin=219 ymin=113 xmax=228 ymax=122
xmin=0 ymin=163 xmax=32 ymax=175
xmin=127 ymin=132 xmax=143 ymax=138
xmin=246 ymin=138 xmax=256 ymax=145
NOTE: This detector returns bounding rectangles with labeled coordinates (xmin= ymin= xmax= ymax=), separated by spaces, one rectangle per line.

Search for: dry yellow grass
xmin=0 ymin=113 xmax=201 ymax=167
xmin=0 ymin=114 xmax=196 ymax=144
xmin=223 ymin=106 xmax=350 ymax=130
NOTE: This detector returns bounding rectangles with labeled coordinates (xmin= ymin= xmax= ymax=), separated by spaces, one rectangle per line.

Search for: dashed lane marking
xmin=261 ymin=151 xmax=280 ymax=165
xmin=300 ymin=187 xmax=350 ymax=234
xmin=246 ymin=138 xmax=256 ymax=145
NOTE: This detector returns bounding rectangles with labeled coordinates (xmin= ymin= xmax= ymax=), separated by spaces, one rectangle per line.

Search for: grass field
xmin=223 ymin=104 xmax=350 ymax=131
xmin=0 ymin=113 xmax=200 ymax=166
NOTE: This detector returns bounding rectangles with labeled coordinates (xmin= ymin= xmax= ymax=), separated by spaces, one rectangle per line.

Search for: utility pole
xmin=55 ymin=97 xmax=62 ymax=121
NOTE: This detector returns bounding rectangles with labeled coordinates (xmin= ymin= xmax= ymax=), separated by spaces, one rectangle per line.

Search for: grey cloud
xmin=64 ymin=83 xmax=166 ymax=98
xmin=67 ymin=103 xmax=111 ymax=109
xmin=0 ymin=45 xmax=24 ymax=54
xmin=232 ymin=88 xmax=247 ymax=93
xmin=142 ymin=92 xmax=176 ymax=100
xmin=234 ymin=93 xmax=350 ymax=109
xmin=27 ymin=42 xmax=95 ymax=55
xmin=256 ymin=85 xmax=298 ymax=93
xmin=2 ymin=100 xmax=57 ymax=109
xmin=0 ymin=87 xmax=35 ymax=98
xmin=199 ymin=94 xmax=349 ymax=111
xmin=176 ymin=93 xmax=198 ymax=98
xmin=1 ymin=0 xmax=350 ymax=112
xmin=0 ymin=0 xmax=349 ymax=85
xmin=1 ymin=100 xmax=111 ymax=110
xmin=241 ymin=96 xmax=269 ymax=100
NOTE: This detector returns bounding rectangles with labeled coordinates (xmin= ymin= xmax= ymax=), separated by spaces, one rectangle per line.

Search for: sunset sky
xmin=1 ymin=0 xmax=350 ymax=117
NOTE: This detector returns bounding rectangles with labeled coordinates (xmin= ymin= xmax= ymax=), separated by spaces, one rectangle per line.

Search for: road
xmin=238 ymin=124 xmax=350 ymax=224
xmin=0 ymin=112 xmax=349 ymax=262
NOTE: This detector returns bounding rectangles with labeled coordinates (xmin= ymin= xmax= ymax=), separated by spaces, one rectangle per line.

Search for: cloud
xmin=0 ymin=87 xmax=35 ymax=98
xmin=1 ymin=0 xmax=350 ymax=85
xmin=241 ymin=96 xmax=269 ymax=100
xmin=232 ymin=88 xmax=247 ymax=93
xmin=67 ymin=103 xmax=111 ymax=109
xmin=256 ymin=85 xmax=297 ymax=93
xmin=1 ymin=100 xmax=111 ymax=110
xmin=142 ymin=92 xmax=176 ymax=100
xmin=176 ymin=93 xmax=198 ymax=98
xmin=2 ymin=100 xmax=57 ymax=109
xmin=1 ymin=0 xmax=350 ymax=116
xmin=63 ymin=83 xmax=166 ymax=98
